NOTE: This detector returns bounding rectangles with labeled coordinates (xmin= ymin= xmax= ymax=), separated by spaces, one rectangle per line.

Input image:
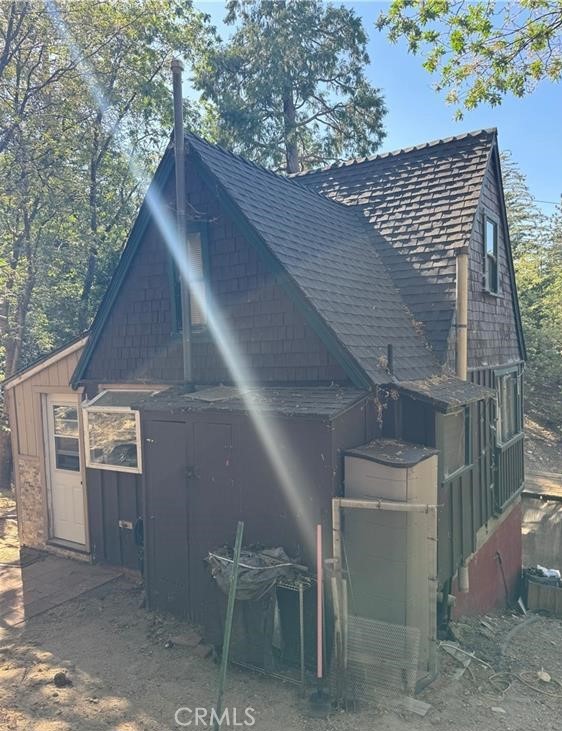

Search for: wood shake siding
xmin=464 ymin=161 xmax=522 ymax=369
xmin=83 ymin=164 xmax=349 ymax=386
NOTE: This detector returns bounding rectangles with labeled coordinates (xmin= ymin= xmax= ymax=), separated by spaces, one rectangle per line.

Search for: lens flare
xmin=45 ymin=0 xmax=317 ymax=551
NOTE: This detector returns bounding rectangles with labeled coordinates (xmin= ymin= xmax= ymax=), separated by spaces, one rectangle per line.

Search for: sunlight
xmin=45 ymin=0 xmax=317 ymax=552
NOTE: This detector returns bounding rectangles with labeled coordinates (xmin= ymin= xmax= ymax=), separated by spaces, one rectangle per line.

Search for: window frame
xmin=484 ymin=214 xmax=499 ymax=294
xmin=82 ymin=389 xmax=153 ymax=474
xmin=495 ymin=367 xmax=522 ymax=446
xmin=438 ymin=407 xmax=471 ymax=482
xmin=169 ymin=221 xmax=210 ymax=335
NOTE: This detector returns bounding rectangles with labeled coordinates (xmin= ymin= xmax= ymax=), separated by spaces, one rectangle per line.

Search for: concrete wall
xmin=453 ymin=499 xmax=522 ymax=616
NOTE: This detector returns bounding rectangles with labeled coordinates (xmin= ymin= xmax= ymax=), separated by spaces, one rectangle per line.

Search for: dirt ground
xmin=1 ymin=575 xmax=562 ymax=731
xmin=525 ymin=415 xmax=562 ymax=474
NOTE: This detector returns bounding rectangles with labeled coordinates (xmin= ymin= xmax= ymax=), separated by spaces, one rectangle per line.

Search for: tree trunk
xmin=78 ymin=110 xmax=102 ymax=331
xmin=282 ymin=85 xmax=299 ymax=174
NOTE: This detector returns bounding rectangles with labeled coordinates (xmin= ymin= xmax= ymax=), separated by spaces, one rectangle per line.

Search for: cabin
xmin=4 ymin=126 xmax=526 ymax=686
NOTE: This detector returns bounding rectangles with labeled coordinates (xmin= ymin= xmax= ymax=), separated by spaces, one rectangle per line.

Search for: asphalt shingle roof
xmin=134 ymin=385 xmax=368 ymax=417
xmin=188 ymin=133 xmax=439 ymax=384
xmin=294 ymin=129 xmax=495 ymax=362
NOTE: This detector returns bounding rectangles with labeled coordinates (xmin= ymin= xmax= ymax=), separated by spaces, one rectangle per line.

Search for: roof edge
xmin=291 ymin=128 xmax=497 ymax=178
xmin=4 ymin=334 xmax=88 ymax=390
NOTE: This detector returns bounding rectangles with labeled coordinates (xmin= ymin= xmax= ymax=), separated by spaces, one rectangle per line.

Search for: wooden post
xmin=214 ymin=521 xmax=244 ymax=730
xmin=316 ymin=523 xmax=323 ymax=680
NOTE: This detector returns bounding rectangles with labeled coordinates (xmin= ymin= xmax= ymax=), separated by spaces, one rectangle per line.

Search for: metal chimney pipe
xmin=171 ymin=58 xmax=193 ymax=384
xmin=455 ymin=246 xmax=469 ymax=381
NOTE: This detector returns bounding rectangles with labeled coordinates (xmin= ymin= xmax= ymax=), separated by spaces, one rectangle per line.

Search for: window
xmin=496 ymin=371 xmax=521 ymax=444
xmin=83 ymin=390 xmax=153 ymax=473
xmin=484 ymin=216 xmax=499 ymax=293
xmin=440 ymin=408 xmax=470 ymax=479
xmin=52 ymin=405 xmax=80 ymax=471
xmin=171 ymin=223 xmax=208 ymax=332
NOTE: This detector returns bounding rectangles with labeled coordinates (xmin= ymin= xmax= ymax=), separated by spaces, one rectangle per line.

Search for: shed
xmin=3 ymin=335 xmax=89 ymax=553
xmin=134 ymin=385 xmax=374 ymax=648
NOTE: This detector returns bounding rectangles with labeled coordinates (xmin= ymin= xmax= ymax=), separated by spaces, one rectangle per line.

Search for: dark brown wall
xmin=141 ymin=397 xmax=372 ymax=633
xmin=447 ymin=156 xmax=522 ymax=370
xmin=83 ymin=160 xmax=349 ymax=386
xmin=86 ymin=468 xmax=143 ymax=571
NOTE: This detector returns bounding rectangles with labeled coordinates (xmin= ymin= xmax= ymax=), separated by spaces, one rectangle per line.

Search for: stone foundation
xmin=17 ymin=456 xmax=46 ymax=548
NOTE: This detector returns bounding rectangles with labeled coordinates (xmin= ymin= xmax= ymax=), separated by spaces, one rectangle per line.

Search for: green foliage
xmin=0 ymin=0 xmax=213 ymax=393
xmin=194 ymin=0 xmax=386 ymax=172
xmin=377 ymin=1 xmax=562 ymax=116
xmin=501 ymin=153 xmax=562 ymax=429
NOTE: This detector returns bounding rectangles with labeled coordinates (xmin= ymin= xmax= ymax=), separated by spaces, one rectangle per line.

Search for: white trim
xmin=83 ymin=388 xmax=151 ymax=474
xmin=44 ymin=393 xmax=87 ymax=547
xmin=4 ymin=337 xmax=88 ymax=390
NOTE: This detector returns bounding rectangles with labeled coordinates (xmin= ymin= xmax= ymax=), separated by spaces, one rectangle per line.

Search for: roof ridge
xmin=290 ymin=128 xmax=497 ymax=178
xmin=186 ymin=130 xmax=365 ymax=214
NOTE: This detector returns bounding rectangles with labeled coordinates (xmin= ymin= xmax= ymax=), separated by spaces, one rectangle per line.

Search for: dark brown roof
xmin=188 ymin=133 xmax=440 ymax=384
xmin=399 ymin=375 xmax=495 ymax=412
xmin=295 ymin=129 xmax=496 ymax=361
xmin=134 ymin=385 xmax=368 ymax=417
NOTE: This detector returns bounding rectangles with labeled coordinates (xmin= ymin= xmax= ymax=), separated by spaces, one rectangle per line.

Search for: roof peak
xmin=290 ymin=128 xmax=497 ymax=178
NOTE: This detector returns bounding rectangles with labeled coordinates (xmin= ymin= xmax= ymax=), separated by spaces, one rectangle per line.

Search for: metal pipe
xmin=458 ymin=561 xmax=470 ymax=593
xmin=316 ymin=523 xmax=323 ymax=680
xmin=299 ymin=582 xmax=305 ymax=697
xmin=171 ymin=58 xmax=193 ymax=384
xmin=214 ymin=521 xmax=244 ymax=730
xmin=455 ymin=246 xmax=469 ymax=381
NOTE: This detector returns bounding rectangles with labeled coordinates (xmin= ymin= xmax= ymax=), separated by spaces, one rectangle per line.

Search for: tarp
xmin=207 ymin=546 xmax=307 ymax=601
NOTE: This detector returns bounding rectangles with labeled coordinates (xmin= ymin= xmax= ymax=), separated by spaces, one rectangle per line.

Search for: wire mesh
xmin=330 ymin=502 xmax=438 ymax=704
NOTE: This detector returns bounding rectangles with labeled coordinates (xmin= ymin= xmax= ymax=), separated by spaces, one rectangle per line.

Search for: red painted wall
xmin=453 ymin=502 xmax=522 ymax=616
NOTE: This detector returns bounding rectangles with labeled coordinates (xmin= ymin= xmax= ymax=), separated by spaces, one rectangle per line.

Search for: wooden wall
xmin=83 ymin=160 xmax=349 ymax=387
xmin=86 ymin=468 xmax=143 ymax=571
xmin=5 ymin=342 xmax=85 ymax=551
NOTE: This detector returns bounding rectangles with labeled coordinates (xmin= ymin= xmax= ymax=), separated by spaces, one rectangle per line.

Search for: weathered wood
xmin=524 ymin=471 xmax=562 ymax=500
xmin=527 ymin=581 xmax=562 ymax=618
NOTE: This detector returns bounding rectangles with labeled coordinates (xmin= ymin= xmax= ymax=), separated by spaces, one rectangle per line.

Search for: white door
xmin=46 ymin=395 xmax=86 ymax=545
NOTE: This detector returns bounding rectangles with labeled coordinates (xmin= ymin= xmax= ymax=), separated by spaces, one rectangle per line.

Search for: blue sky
xmin=195 ymin=1 xmax=561 ymax=214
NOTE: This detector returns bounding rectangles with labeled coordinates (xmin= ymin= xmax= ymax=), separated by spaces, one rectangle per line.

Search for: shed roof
xmin=134 ymin=384 xmax=368 ymax=418
xmin=399 ymin=376 xmax=495 ymax=412
xmin=3 ymin=333 xmax=88 ymax=390
xmin=295 ymin=129 xmax=496 ymax=361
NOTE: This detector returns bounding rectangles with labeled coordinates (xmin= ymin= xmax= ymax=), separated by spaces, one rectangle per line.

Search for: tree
xmin=194 ymin=0 xmax=386 ymax=172
xmin=0 ymin=0 xmax=212 ymax=383
xmin=500 ymin=154 xmax=562 ymax=427
xmin=377 ymin=1 xmax=562 ymax=117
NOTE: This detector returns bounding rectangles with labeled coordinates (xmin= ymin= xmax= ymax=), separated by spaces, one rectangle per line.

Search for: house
xmin=4 ymin=124 xmax=525 ymax=678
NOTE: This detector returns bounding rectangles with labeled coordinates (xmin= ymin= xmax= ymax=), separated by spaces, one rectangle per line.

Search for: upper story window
xmin=171 ymin=223 xmax=208 ymax=333
xmin=484 ymin=216 xmax=499 ymax=294
xmin=496 ymin=370 xmax=522 ymax=444
xmin=439 ymin=407 xmax=471 ymax=480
